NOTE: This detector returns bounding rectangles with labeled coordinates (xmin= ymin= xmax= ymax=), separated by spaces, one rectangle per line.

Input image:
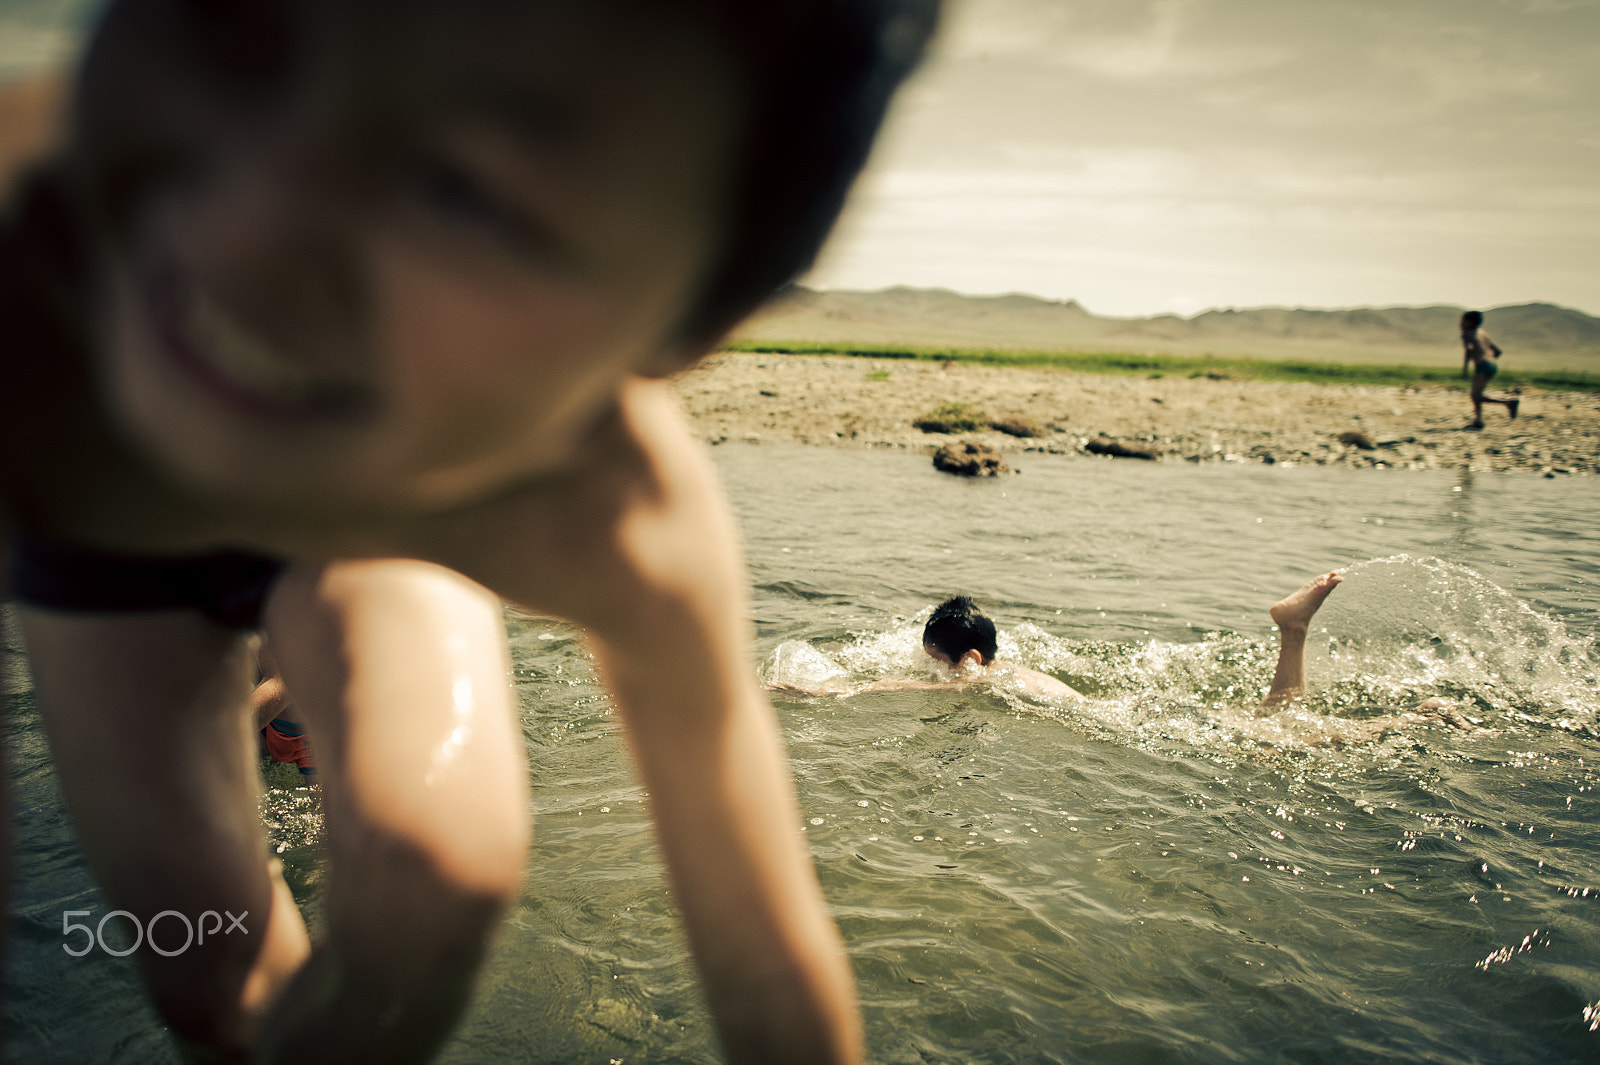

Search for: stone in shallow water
xmin=1085 ymin=437 xmax=1157 ymax=460
xmin=932 ymin=440 xmax=1008 ymax=476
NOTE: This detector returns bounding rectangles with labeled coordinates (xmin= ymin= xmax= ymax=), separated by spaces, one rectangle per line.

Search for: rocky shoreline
xmin=673 ymin=352 xmax=1599 ymax=476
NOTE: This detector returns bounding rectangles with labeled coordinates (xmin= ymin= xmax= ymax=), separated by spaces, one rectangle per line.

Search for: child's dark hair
xmin=923 ymin=596 xmax=997 ymax=666
xmin=1461 ymin=310 xmax=1484 ymax=329
xmin=675 ymin=0 xmax=943 ymax=344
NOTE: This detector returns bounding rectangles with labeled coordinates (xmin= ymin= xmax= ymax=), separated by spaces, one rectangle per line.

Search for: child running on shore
xmin=0 ymin=2 xmax=942 ymax=1061
xmin=250 ymin=636 xmax=315 ymax=777
xmin=1460 ymin=310 xmax=1519 ymax=428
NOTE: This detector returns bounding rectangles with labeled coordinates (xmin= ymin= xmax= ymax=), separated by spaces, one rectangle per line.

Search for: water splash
xmin=767 ymin=639 xmax=851 ymax=691
xmin=764 ymin=556 xmax=1600 ymax=751
xmin=1315 ymin=555 xmax=1598 ymax=730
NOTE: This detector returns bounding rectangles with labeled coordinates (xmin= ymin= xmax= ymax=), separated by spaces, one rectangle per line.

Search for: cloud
xmin=940 ymin=0 xmax=1293 ymax=82
xmin=820 ymin=0 xmax=1600 ymax=314
xmin=929 ymin=0 xmax=1599 ymax=137
xmin=813 ymin=129 xmax=1600 ymax=316
xmin=3 ymin=0 xmax=1590 ymax=316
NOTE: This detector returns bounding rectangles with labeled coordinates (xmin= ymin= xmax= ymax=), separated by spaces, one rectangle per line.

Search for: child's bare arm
xmin=996 ymin=663 xmax=1083 ymax=702
xmin=857 ymin=676 xmax=954 ymax=692
xmin=593 ymin=633 xmax=861 ymax=1065
xmin=259 ymin=560 xmax=531 ymax=1064
xmin=772 ymin=676 xmax=952 ymax=696
xmin=424 ymin=381 xmax=861 ymax=1063
xmin=585 ymin=398 xmax=859 ymax=1064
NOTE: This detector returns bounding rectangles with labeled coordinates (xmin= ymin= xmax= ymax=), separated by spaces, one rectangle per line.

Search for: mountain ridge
xmin=734 ymin=286 xmax=1600 ymax=371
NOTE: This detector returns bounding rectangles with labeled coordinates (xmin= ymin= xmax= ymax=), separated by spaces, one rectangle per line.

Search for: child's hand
xmin=400 ymin=376 xmax=737 ymax=637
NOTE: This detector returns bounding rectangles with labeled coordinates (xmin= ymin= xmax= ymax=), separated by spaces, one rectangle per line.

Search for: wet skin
xmin=2 ymin=3 xmax=862 ymax=1063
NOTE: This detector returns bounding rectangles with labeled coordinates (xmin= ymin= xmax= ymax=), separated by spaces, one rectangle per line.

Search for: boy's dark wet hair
xmin=63 ymin=0 xmax=943 ymax=347
xmin=923 ymin=596 xmax=997 ymax=666
xmin=1461 ymin=310 xmax=1484 ymax=329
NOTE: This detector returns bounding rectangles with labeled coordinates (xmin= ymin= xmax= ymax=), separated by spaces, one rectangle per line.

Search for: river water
xmin=6 ymin=445 xmax=1598 ymax=1062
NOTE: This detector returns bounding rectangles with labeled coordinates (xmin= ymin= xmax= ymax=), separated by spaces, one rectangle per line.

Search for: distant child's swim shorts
xmin=261 ymin=717 xmax=317 ymax=776
xmin=1476 ymin=359 xmax=1498 ymax=380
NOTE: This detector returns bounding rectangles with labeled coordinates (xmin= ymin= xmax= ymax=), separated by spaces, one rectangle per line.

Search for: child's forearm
xmin=593 ymin=632 xmax=862 ymax=1065
xmin=859 ymin=676 xmax=954 ymax=692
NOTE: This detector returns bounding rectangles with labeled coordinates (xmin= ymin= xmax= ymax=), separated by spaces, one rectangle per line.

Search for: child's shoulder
xmin=414 ymin=375 xmax=738 ymax=633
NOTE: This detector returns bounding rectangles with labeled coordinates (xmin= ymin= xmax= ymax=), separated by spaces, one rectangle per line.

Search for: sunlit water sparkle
xmin=5 ymin=445 xmax=1598 ymax=1063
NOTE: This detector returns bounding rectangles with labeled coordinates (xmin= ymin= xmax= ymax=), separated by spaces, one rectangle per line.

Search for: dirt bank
xmin=673 ymin=353 xmax=1599 ymax=475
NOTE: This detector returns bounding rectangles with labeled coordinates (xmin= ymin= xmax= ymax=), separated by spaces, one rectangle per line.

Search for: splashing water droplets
xmin=762 ymin=555 xmax=1597 ymax=762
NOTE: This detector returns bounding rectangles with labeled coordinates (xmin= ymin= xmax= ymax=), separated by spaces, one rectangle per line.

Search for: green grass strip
xmin=724 ymin=339 xmax=1600 ymax=393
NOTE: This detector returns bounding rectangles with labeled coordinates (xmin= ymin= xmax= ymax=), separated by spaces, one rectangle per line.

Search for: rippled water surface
xmin=7 ymin=445 xmax=1599 ymax=1063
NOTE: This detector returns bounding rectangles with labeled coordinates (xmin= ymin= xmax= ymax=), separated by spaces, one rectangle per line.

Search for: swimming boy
xmin=767 ymin=595 xmax=1081 ymax=702
xmin=0 ymin=2 xmax=941 ymax=1061
xmin=787 ymin=578 xmax=1471 ymax=735
xmin=918 ymin=595 xmax=1082 ymax=702
xmin=920 ymin=581 xmax=1449 ymax=720
xmin=1460 ymin=310 xmax=1518 ymax=428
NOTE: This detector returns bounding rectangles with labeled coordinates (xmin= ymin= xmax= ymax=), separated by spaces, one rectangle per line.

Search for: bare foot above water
xmin=1270 ymin=570 xmax=1344 ymax=632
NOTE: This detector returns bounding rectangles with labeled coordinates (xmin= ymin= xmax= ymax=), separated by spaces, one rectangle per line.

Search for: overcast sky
xmin=4 ymin=0 xmax=1597 ymax=317
xmin=812 ymin=0 xmax=1600 ymax=317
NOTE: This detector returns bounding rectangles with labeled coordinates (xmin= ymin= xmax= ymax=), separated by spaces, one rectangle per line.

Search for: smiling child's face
xmin=87 ymin=0 xmax=743 ymax=513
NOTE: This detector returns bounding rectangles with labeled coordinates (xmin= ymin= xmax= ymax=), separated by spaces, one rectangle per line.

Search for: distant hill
xmin=733 ymin=286 xmax=1600 ymax=372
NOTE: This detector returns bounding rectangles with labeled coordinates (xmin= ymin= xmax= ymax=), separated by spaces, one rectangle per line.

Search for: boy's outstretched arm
xmin=585 ymin=393 xmax=860 ymax=1064
xmin=592 ymin=629 xmax=862 ymax=1065
xmin=416 ymin=379 xmax=862 ymax=1064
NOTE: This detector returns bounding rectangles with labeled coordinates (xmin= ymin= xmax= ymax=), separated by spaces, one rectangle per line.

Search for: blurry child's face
xmin=91 ymin=0 xmax=741 ymax=512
